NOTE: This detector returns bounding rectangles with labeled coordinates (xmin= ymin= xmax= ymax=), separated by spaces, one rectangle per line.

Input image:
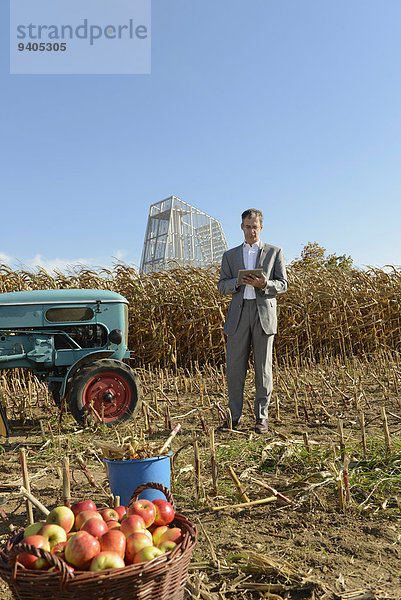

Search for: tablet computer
xmin=236 ymin=268 xmax=263 ymax=285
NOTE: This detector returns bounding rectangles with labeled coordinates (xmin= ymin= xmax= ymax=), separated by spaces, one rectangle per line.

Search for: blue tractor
xmin=0 ymin=289 xmax=142 ymax=430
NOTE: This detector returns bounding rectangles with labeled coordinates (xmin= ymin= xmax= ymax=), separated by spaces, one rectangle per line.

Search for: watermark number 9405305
xmin=10 ymin=0 xmax=151 ymax=75
xmin=18 ymin=42 xmax=67 ymax=52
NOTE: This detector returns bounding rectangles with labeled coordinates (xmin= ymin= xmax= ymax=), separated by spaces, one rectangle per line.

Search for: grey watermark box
xmin=10 ymin=0 xmax=151 ymax=74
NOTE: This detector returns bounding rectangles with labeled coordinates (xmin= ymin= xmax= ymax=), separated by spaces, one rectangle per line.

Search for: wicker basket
xmin=0 ymin=482 xmax=197 ymax=600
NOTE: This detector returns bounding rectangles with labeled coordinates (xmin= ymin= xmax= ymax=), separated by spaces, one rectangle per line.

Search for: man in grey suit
xmin=218 ymin=208 xmax=288 ymax=433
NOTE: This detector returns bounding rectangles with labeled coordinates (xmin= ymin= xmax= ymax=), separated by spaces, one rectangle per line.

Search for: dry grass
xmin=1 ymin=246 xmax=400 ymax=599
xmin=1 ymin=352 xmax=401 ymax=599
xmin=1 ymin=262 xmax=401 ymax=368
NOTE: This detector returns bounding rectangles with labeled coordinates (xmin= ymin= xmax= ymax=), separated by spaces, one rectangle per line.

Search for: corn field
xmin=1 ymin=262 xmax=401 ymax=368
xmin=1 ymin=260 xmax=401 ymax=599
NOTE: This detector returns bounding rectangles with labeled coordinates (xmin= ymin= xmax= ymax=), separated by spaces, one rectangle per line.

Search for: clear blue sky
xmin=1 ymin=0 xmax=401 ymax=273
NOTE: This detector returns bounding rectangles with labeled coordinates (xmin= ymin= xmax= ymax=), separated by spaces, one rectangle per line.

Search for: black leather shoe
xmin=217 ymin=418 xmax=241 ymax=431
xmin=254 ymin=418 xmax=268 ymax=434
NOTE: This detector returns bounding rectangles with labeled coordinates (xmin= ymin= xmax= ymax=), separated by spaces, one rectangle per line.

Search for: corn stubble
xmin=1 ymin=261 xmax=401 ymax=368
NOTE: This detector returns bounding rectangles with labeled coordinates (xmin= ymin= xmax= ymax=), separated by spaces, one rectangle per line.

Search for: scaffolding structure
xmin=140 ymin=196 xmax=228 ymax=273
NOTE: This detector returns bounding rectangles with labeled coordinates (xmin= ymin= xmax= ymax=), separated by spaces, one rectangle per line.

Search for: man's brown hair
xmin=241 ymin=209 xmax=263 ymax=224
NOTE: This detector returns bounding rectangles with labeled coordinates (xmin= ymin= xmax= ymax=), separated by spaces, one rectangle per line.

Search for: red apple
xmin=120 ymin=515 xmax=146 ymax=538
xmin=17 ymin=534 xmax=50 ymax=570
xmin=46 ymin=506 xmax=75 ymax=533
xmin=51 ymin=540 xmax=67 ymax=558
xmin=38 ymin=524 xmax=67 ymax=549
xmin=100 ymin=529 xmax=126 ymax=559
xmin=106 ymin=520 xmax=121 ymax=530
xmin=157 ymin=527 xmax=182 ymax=545
xmin=75 ymin=510 xmax=102 ymax=531
xmin=99 ymin=508 xmax=119 ymax=522
xmin=70 ymin=499 xmax=97 ymax=517
xmin=114 ymin=505 xmax=127 ymax=521
xmin=23 ymin=521 xmax=45 ymax=538
xmin=158 ymin=540 xmax=177 ymax=553
xmin=152 ymin=499 xmax=175 ymax=526
xmin=127 ymin=499 xmax=156 ymax=528
xmin=151 ymin=525 xmax=169 ymax=547
xmin=64 ymin=531 xmax=101 ymax=570
xmin=81 ymin=517 xmax=109 ymax=539
xmin=133 ymin=545 xmax=163 ymax=563
xmin=47 ymin=562 xmax=75 ymax=576
xmin=125 ymin=531 xmax=153 ymax=564
xmin=90 ymin=551 xmax=125 ymax=571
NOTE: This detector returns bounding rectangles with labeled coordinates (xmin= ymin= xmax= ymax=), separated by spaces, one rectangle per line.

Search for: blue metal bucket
xmin=104 ymin=454 xmax=171 ymax=505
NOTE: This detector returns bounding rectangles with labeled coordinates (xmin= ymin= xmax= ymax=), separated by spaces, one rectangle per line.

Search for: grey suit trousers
xmin=226 ymin=299 xmax=274 ymax=422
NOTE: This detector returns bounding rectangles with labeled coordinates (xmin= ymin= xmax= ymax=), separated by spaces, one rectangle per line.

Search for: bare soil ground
xmin=0 ymin=361 xmax=401 ymax=600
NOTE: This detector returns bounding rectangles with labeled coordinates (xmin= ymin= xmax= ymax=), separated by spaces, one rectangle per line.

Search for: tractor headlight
xmin=109 ymin=329 xmax=123 ymax=345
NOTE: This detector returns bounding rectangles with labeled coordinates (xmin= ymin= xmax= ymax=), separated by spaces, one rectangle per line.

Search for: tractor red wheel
xmin=68 ymin=359 xmax=142 ymax=426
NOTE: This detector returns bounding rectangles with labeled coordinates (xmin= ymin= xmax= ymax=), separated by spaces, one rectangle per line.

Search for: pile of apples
xmin=17 ymin=496 xmax=181 ymax=572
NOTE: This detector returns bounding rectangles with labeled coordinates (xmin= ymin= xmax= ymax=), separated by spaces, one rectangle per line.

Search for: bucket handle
xmin=128 ymin=482 xmax=175 ymax=510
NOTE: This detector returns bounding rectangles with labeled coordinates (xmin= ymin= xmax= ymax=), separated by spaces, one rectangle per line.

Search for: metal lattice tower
xmin=140 ymin=196 xmax=228 ymax=273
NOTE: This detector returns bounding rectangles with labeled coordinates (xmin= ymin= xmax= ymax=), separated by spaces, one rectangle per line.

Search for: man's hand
xmin=242 ymin=273 xmax=267 ymax=289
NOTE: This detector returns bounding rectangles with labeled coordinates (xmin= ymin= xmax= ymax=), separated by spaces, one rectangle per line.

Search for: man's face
xmin=241 ymin=216 xmax=263 ymax=245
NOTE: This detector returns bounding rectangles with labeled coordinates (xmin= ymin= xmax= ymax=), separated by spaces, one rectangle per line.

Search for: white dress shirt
xmin=242 ymin=240 xmax=262 ymax=299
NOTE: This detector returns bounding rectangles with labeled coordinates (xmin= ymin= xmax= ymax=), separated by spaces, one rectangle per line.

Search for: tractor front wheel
xmin=68 ymin=359 xmax=142 ymax=426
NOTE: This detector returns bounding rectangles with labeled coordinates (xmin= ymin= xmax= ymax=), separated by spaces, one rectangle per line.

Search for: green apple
xmin=158 ymin=540 xmax=177 ymax=553
xmin=23 ymin=521 xmax=45 ymax=538
xmin=38 ymin=524 xmax=67 ymax=549
xmin=158 ymin=527 xmax=182 ymax=545
xmin=90 ymin=551 xmax=125 ymax=571
xmin=133 ymin=545 xmax=163 ymax=563
xmin=151 ymin=525 xmax=168 ymax=546
xmin=46 ymin=506 xmax=75 ymax=533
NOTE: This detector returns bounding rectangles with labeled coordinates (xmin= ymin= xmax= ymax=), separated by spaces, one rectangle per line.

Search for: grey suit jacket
xmin=218 ymin=242 xmax=288 ymax=336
